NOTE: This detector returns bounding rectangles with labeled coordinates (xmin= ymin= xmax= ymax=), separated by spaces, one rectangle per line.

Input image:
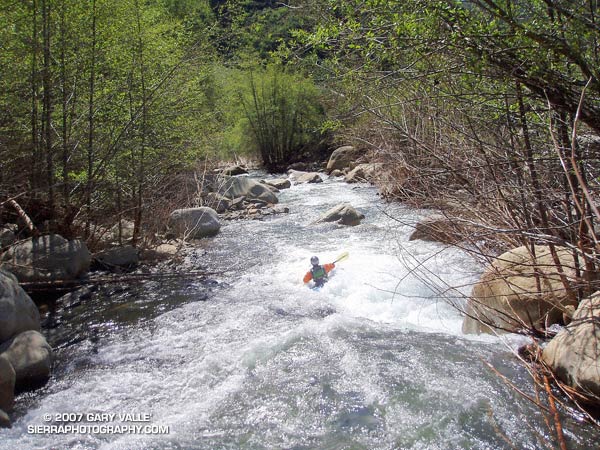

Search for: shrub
xmin=237 ymin=66 xmax=325 ymax=171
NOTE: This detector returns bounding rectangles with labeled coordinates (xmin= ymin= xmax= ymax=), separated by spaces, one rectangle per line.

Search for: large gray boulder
xmin=542 ymin=292 xmax=600 ymax=398
xmin=288 ymin=170 xmax=323 ymax=184
xmin=0 ymin=355 xmax=15 ymax=412
xmin=0 ymin=270 xmax=40 ymax=343
xmin=94 ymin=245 xmax=139 ymax=269
xmin=169 ymin=207 xmax=221 ymax=239
xmin=218 ymin=177 xmax=278 ymax=204
xmin=462 ymin=245 xmax=579 ymax=334
xmin=0 ymin=330 xmax=52 ymax=391
xmin=326 ymin=145 xmax=363 ymax=173
xmin=316 ymin=203 xmax=365 ymax=226
xmin=0 ymin=234 xmax=91 ymax=283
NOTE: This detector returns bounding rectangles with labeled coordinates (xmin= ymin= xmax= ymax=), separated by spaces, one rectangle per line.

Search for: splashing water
xmin=2 ymin=173 xmax=596 ymax=449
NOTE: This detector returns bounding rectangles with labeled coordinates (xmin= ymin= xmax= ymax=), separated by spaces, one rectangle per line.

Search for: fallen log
xmin=6 ymin=199 xmax=38 ymax=236
xmin=18 ymin=269 xmax=226 ymax=294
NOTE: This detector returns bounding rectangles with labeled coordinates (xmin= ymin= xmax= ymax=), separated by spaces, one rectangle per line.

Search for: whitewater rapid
xmin=1 ymin=173 xmax=596 ymax=449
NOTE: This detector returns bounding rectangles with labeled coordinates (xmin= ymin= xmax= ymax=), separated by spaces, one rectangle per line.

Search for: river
xmin=1 ymin=173 xmax=597 ymax=449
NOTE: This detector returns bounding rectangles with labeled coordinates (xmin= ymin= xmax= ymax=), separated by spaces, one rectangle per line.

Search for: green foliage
xmin=202 ymin=64 xmax=326 ymax=168
xmin=236 ymin=66 xmax=325 ymax=169
xmin=210 ymin=0 xmax=316 ymax=61
xmin=0 ymin=0 xmax=222 ymax=231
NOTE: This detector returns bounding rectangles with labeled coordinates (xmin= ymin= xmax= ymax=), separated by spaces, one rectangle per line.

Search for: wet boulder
xmin=0 ymin=269 xmax=40 ymax=343
xmin=94 ymin=245 xmax=139 ymax=270
xmin=218 ymin=177 xmax=278 ymax=204
xmin=288 ymin=170 xmax=323 ymax=184
xmin=0 ymin=330 xmax=53 ymax=392
xmin=169 ymin=207 xmax=221 ymax=239
xmin=0 ymin=355 xmax=15 ymax=412
xmin=462 ymin=245 xmax=579 ymax=334
xmin=542 ymin=292 xmax=600 ymax=398
xmin=316 ymin=203 xmax=365 ymax=226
xmin=263 ymin=178 xmax=291 ymax=190
xmin=0 ymin=234 xmax=91 ymax=283
xmin=326 ymin=145 xmax=363 ymax=173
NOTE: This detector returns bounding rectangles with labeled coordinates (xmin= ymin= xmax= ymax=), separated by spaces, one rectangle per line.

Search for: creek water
xmin=2 ymin=174 xmax=597 ymax=449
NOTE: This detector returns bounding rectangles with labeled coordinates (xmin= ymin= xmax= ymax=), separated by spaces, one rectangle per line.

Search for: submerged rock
xmin=542 ymin=292 xmax=600 ymax=398
xmin=462 ymin=245 xmax=579 ymax=334
xmin=0 ymin=234 xmax=91 ymax=283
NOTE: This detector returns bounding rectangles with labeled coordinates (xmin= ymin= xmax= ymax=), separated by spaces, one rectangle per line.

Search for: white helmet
xmin=310 ymin=256 xmax=319 ymax=266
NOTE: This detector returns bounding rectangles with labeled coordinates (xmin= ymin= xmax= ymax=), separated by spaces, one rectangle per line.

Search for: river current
xmin=1 ymin=173 xmax=597 ymax=449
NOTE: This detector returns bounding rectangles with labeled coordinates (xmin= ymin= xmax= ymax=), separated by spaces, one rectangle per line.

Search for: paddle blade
xmin=333 ymin=251 xmax=349 ymax=263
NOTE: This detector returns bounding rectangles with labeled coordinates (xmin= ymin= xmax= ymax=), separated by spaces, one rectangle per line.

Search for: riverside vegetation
xmin=1 ymin=0 xmax=600 ymax=446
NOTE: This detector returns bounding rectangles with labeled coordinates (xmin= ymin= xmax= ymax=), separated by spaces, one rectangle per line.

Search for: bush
xmin=237 ymin=66 xmax=326 ymax=171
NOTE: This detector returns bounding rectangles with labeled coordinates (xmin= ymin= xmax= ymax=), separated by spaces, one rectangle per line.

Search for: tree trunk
xmin=30 ymin=0 xmax=40 ymax=191
xmin=60 ymin=0 xmax=69 ymax=205
xmin=132 ymin=0 xmax=147 ymax=245
xmin=42 ymin=0 xmax=54 ymax=218
xmin=85 ymin=0 xmax=97 ymax=238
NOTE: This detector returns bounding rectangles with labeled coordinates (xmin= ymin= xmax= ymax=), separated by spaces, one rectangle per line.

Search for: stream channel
xmin=1 ymin=173 xmax=598 ymax=449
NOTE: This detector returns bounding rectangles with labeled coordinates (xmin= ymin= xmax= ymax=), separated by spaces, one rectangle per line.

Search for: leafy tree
xmin=0 ymin=0 xmax=219 ymax=239
xmin=237 ymin=66 xmax=325 ymax=170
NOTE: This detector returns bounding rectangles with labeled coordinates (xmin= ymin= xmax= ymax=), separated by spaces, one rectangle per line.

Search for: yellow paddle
xmin=333 ymin=251 xmax=349 ymax=264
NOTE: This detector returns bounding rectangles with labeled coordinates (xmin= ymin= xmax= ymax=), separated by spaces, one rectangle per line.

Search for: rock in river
xmin=0 ymin=234 xmax=91 ymax=283
xmin=169 ymin=207 xmax=221 ymax=239
xmin=0 ymin=269 xmax=41 ymax=342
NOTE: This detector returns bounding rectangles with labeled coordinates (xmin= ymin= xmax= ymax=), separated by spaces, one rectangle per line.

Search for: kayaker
xmin=303 ymin=256 xmax=335 ymax=288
